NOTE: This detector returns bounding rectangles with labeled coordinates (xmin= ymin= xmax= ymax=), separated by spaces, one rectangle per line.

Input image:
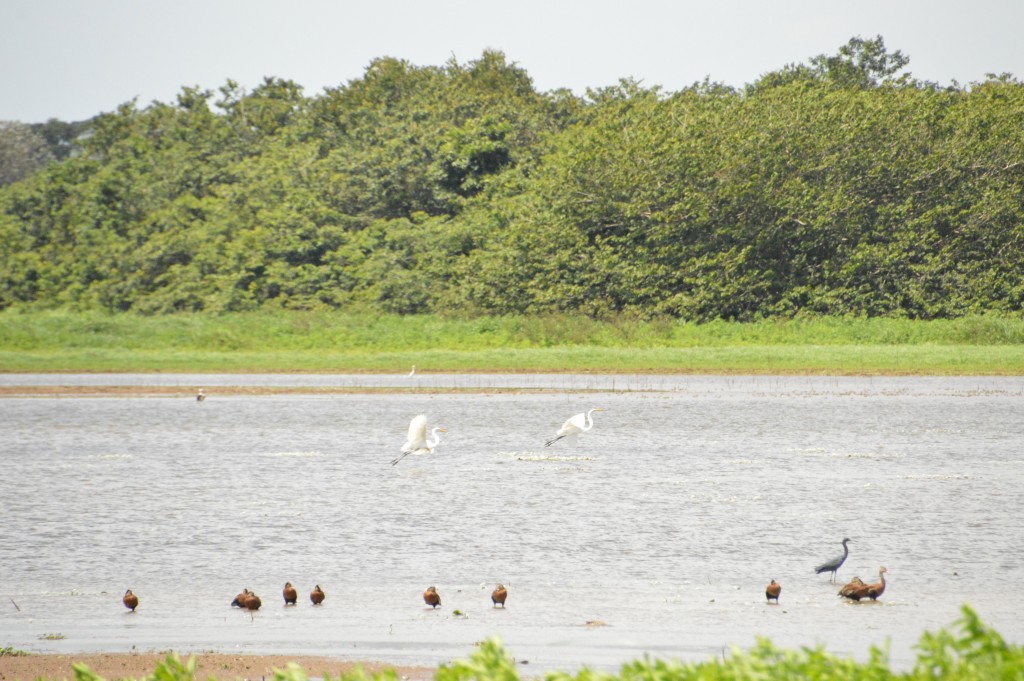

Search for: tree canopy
xmin=2 ymin=40 xmax=1023 ymax=320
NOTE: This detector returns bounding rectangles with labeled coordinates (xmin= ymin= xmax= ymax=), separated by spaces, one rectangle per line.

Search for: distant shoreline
xmin=0 ymin=384 xmax=604 ymax=398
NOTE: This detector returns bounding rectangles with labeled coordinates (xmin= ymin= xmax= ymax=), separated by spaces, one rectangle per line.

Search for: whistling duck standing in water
xmin=866 ymin=567 xmax=888 ymax=601
xmin=765 ymin=580 xmax=781 ymax=603
xmin=423 ymin=586 xmax=441 ymax=608
xmin=310 ymin=584 xmax=325 ymax=605
xmin=283 ymin=582 xmax=297 ymax=605
xmin=491 ymin=584 xmax=507 ymax=608
xmin=815 ymin=537 xmax=852 ymax=583
xmin=232 ymin=585 xmax=256 ymax=606
xmin=838 ymin=576 xmax=869 ymax=601
xmin=123 ymin=589 xmax=139 ymax=611
xmin=244 ymin=592 xmax=261 ymax=610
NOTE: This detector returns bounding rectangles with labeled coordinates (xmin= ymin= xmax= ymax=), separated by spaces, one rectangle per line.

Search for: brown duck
xmin=231 ymin=588 xmax=252 ymax=607
xmin=491 ymin=584 xmax=508 ymax=608
xmin=765 ymin=580 xmax=781 ymax=603
xmin=423 ymin=585 xmax=441 ymax=608
xmin=838 ymin=576 xmax=869 ymax=601
xmin=283 ymin=582 xmax=297 ymax=605
xmin=122 ymin=589 xmax=139 ymax=611
xmin=310 ymin=584 xmax=325 ymax=605
xmin=244 ymin=592 xmax=262 ymax=610
xmin=865 ymin=567 xmax=888 ymax=601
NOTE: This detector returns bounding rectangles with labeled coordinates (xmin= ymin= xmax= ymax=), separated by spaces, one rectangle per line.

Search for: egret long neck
xmin=427 ymin=428 xmax=442 ymax=448
xmin=583 ymin=409 xmax=597 ymax=432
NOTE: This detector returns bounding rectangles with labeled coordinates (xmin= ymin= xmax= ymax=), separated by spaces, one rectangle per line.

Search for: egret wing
xmin=393 ymin=414 xmax=429 ymax=464
xmin=404 ymin=414 xmax=429 ymax=450
xmin=559 ymin=413 xmax=586 ymax=437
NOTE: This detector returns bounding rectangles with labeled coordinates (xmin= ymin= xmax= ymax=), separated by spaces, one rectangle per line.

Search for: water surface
xmin=1 ymin=375 xmax=1022 ymax=672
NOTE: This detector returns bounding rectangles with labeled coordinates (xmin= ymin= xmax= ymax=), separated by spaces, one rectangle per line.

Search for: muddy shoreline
xmin=0 ymin=651 xmax=434 ymax=681
xmin=0 ymin=385 xmax=595 ymax=397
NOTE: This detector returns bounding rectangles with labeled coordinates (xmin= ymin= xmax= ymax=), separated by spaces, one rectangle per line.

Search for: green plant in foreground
xmin=913 ymin=604 xmax=1024 ymax=679
xmin=62 ymin=606 xmax=1024 ymax=681
xmin=0 ymin=646 xmax=31 ymax=656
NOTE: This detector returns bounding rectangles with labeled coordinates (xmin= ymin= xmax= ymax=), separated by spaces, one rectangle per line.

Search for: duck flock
xmin=121 ymin=583 xmax=509 ymax=612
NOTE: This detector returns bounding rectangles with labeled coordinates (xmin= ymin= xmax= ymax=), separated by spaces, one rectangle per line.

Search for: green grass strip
xmin=2 ymin=310 xmax=1024 ymax=374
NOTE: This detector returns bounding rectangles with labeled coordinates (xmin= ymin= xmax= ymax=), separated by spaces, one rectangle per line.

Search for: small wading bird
xmin=765 ymin=580 xmax=781 ymax=603
xmin=196 ymin=388 xmax=206 ymax=402
xmin=815 ymin=537 xmax=852 ymax=582
xmin=122 ymin=589 xmax=138 ymax=611
xmin=838 ymin=576 xmax=868 ymax=601
xmin=423 ymin=585 xmax=441 ymax=608
xmin=408 ymin=365 xmax=416 ymax=377
xmin=491 ymin=584 xmax=508 ymax=608
xmin=283 ymin=582 xmax=297 ymax=605
xmin=310 ymin=584 xmax=325 ymax=605
xmin=391 ymin=415 xmax=446 ymax=465
xmin=545 ymin=407 xmax=605 ymax=447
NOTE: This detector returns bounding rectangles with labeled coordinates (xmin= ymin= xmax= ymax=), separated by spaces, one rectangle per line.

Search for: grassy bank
xmin=2 ymin=310 xmax=1024 ymax=374
xmin=41 ymin=605 xmax=1024 ymax=681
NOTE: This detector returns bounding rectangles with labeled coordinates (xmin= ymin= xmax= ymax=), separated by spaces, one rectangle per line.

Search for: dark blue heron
xmin=815 ymin=537 xmax=851 ymax=582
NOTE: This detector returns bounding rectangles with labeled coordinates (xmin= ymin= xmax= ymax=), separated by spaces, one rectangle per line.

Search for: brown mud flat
xmin=0 ymin=651 xmax=434 ymax=681
xmin=0 ymin=385 xmax=602 ymax=398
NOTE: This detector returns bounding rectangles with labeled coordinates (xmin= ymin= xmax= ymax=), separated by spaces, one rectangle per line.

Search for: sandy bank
xmin=0 ymin=651 xmax=434 ymax=681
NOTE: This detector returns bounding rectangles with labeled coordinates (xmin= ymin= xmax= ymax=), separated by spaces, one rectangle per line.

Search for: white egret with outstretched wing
xmin=391 ymin=414 xmax=446 ymax=465
xmin=545 ymin=407 xmax=605 ymax=447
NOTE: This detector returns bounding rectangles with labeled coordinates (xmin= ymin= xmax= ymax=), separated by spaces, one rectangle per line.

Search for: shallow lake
xmin=2 ymin=374 xmax=1022 ymax=672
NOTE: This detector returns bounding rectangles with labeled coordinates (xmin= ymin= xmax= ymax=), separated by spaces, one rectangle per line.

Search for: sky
xmin=2 ymin=0 xmax=1023 ymax=123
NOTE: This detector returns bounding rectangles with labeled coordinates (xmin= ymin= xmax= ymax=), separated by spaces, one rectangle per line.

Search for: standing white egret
xmin=408 ymin=365 xmax=416 ymax=377
xmin=545 ymin=407 xmax=605 ymax=446
xmin=391 ymin=414 xmax=446 ymax=465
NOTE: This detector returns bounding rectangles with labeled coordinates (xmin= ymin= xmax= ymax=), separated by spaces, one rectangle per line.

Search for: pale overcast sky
xmin=2 ymin=0 xmax=1022 ymax=123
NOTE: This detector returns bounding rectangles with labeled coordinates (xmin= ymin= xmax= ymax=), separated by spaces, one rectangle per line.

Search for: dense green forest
xmin=2 ymin=37 xmax=1023 ymax=321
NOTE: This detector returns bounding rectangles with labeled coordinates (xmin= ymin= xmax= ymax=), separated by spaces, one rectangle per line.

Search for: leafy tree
xmin=30 ymin=117 xmax=92 ymax=161
xmin=748 ymin=35 xmax=911 ymax=93
xmin=0 ymin=121 xmax=55 ymax=186
xmin=1 ymin=43 xmax=1022 ymax=321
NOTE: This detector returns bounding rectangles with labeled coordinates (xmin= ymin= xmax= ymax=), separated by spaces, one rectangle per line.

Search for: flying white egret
xmin=391 ymin=414 xmax=447 ymax=465
xmin=545 ymin=407 xmax=605 ymax=446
